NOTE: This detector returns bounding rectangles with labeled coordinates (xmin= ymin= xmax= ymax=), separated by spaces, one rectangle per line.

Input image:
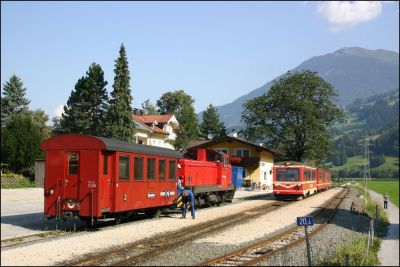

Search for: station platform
xmin=233 ymin=188 xmax=272 ymax=199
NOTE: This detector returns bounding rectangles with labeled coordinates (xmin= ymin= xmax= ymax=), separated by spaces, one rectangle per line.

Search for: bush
xmin=1 ymin=172 xmax=37 ymax=189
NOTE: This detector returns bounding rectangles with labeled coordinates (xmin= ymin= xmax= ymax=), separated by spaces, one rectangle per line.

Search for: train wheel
xmin=146 ymin=208 xmax=161 ymax=219
xmin=114 ymin=217 xmax=122 ymax=225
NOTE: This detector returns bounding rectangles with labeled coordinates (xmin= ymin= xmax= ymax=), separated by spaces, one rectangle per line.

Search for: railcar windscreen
xmin=276 ymin=168 xmax=300 ymax=181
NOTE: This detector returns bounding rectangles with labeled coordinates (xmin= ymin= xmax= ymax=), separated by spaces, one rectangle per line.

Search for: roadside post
xmin=297 ymin=216 xmax=314 ymax=266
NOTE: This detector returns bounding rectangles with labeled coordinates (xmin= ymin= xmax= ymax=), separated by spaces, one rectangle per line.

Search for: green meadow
xmin=363 ymin=180 xmax=399 ymax=208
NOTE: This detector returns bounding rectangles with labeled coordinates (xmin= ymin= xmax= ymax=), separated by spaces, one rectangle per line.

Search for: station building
xmin=187 ymin=135 xmax=282 ymax=190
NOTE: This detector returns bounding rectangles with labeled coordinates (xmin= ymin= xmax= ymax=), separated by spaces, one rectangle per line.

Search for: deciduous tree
xmin=242 ymin=70 xmax=343 ymax=163
xmin=157 ymin=90 xmax=199 ymax=150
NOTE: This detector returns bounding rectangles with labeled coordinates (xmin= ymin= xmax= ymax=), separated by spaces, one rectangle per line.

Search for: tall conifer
xmin=106 ymin=43 xmax=135 ymax=141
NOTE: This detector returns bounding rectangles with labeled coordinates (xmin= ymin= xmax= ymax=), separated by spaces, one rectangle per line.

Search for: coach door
xmin=114 ymin=153 xmax=131 ymax=212
xmin=63 ymin=152 xmax=80 ymax=203
xmin=101 ymin=151 xmax=112 ymax=213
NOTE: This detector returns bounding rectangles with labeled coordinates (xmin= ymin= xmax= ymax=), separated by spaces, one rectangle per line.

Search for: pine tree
xmin=1 ymin=75 xmax=30 ymax=127
xmin=106 ymin=43 xmax=135 ymax=141
xmin=60 ymin=63 xmax=108 ymax=136
xmin=199 ymin=104 xmax=226 ymax=139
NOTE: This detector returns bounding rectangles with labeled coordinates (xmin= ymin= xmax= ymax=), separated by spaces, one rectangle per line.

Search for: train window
xmin=147 ymin=158 xmax=156 ymax=181
xmin=68 ymin=153 xmax=79 ymax=175
xmin=119 ymin=156 xmax=130 ymax=180
xmin=103 ymin=153 xmax=108 ymax=175
xmin=159 ymin=160 xmax=166 ymax=181
xmin=312 ymin=171 xmax=316 ymax=181
xmin=168 ymin=161 xmax=176 ymax=180
xmin=134 ymin=157 xmax=144 ymax=181
xmin=276 ymin=168 xmax=300 ymax=181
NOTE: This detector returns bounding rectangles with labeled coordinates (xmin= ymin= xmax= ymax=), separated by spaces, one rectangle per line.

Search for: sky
xmin=1 ymin=1 xmax=399 ymax=123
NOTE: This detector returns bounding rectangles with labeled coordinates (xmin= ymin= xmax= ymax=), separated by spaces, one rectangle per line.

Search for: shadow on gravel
xmin=1 ymin=212 xmax=85 ymax=232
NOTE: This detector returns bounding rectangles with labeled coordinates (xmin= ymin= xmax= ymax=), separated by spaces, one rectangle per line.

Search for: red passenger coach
xmin=273 ymin=162 xmax=318 ymax=199
xmin=41 ymin=134 xmax=182 ymax=224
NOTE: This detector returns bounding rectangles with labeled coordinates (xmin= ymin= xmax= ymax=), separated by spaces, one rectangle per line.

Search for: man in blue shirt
xmin=181 ymin=189 xmax=195 ymax=219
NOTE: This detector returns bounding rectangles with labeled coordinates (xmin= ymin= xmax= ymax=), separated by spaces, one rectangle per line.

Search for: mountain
xmin=205 ymin=47 xmax=399 ymax=130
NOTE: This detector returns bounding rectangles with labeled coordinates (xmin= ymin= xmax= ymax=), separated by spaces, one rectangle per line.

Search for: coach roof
xmin=41 ymin=134 xmax=182 ymax=159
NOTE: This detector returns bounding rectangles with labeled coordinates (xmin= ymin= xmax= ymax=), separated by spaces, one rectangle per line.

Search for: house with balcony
xmin=187 ymin=134 xmax=282 ymax=190
xmin=131 ymin=111 xmax=179 ymax=150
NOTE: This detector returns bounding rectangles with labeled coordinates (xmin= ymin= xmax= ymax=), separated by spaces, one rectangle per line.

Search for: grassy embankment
xmin=320 ymin=182 xmax=390 ymax=266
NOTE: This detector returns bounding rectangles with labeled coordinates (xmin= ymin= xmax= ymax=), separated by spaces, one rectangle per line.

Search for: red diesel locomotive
xmin=179 ymin=148 xmax=235 ymax=207
xmin=272 ymin=162 xmax=331 ymax=200
xmin=41 ymin=134 xmax=234 ymax=224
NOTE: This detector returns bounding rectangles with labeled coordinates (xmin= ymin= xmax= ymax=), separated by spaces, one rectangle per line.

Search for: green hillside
xmin=327 ymin=89 xmax=399 ymax=178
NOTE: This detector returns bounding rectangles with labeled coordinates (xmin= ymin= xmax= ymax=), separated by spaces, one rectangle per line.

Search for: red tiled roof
xmin=131 ymin=115 xmax=169 ymax=135
xmin=137 ymin=114 xmax=174 ymax=124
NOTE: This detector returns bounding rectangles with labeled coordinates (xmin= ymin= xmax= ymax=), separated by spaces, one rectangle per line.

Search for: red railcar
xmin=41 ymin=134 xmax=235 ymax=224
xmin=41 ymin=134 xmax=182 ymax=224
xmin=316 ymin=168 xmax=331 ymax=191
xmin=273 ymin=162 xmax=331 ymax=199
xmin=179 ymin=148 xmax=235 ymax=207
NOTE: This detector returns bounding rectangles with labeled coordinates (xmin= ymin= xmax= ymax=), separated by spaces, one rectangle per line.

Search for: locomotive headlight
xmin=46 ymin=189 xmax=54 ymax=195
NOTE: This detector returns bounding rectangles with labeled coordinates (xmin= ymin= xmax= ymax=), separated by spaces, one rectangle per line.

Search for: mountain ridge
xmin=202 ymin=47 xmax=399 ymax=130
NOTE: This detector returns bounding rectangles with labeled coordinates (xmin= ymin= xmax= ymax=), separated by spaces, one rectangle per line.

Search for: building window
xmin=159 ymin=160 xmax=166 ymax=180
xmin=119 ymin=156 xmax=130 ymax=180
xmin=134 ymin=157 xmax=144 ymax=180
xmin=235 ymin=148 xmax=250 ymax=157
xmin=147 ymin=158 xmax=156 ymax=180
xmin=168 ymin=160 xmax=176 ymax=180
xmin=68 ymin=153 xmax=79 ymax=175
xmin=216 ymin=148 xmax=228 ymax=154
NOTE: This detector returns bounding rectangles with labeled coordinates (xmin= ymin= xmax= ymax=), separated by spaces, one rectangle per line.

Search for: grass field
xmin=329 ymin=156 xmax=399 ymax=172
xmin=362 ymin=180 xmax=399 ymax=208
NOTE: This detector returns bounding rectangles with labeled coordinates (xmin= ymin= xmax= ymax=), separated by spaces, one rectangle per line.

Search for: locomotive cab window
xmin=119 ymin=156 xmax=130 ymax=180
xmin=159 ymin=160 xmax=166 ymax=181
xmin=147 ymin=158 xmax=156 ymax=181
xmin=168 ymin=160 xmax=176 ymax=180
xmin=134 ymin=157 xmax=144 ymax=181
xmin=68 ymin=153 xmax=79 ymax=175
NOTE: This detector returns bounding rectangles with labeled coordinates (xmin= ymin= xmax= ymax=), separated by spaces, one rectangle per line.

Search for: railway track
xmin=1 ymin=230 xmax=68 ymax=249
xmin=199 ymin=186 xmax=349 ymax=266
xmin=66 ymin=200 xmax=289 ymax=266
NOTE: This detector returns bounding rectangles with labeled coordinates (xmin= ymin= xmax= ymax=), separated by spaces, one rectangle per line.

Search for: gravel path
xmin=368 ymin=189 xmax=399 ymax=266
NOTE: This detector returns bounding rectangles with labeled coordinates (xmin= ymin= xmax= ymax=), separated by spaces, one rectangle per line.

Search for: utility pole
xmin=363 ymin=133 xmax=371 ymax=195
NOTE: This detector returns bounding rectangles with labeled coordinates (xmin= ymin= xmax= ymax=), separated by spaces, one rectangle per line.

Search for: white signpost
xmin=297 ymin=216 xmax=314 ymax=266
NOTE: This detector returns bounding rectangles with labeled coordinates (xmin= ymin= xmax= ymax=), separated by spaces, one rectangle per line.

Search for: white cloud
xmin=317 ymin=1 xmax=383 ymax=32
xmin=54 ymin=104 xmax=65 ymax=118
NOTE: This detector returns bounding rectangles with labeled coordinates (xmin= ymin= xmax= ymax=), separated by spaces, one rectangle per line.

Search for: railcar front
xmin=273 ymin=163 xmax=317 ymax=200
